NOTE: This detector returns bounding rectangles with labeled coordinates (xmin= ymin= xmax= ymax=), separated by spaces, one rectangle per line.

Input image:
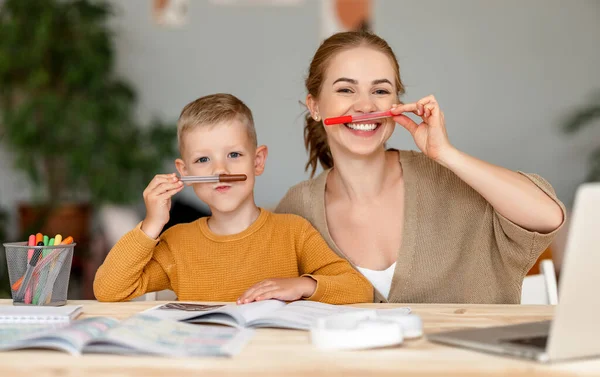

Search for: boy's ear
xmin=306 ymin=94 xmax=318 ymax=119
xmin=175 ymin=158 xmax=187 ymax=176
xmin=254 ymin=145 xmax=268 ymax=176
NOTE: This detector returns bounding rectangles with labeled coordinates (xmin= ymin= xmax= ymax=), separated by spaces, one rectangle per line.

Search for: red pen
xmin=324 ymin=110 xmax=394 ymax=126
xmin=12 ymin=235 xmax=36 ymax=292
xmin=25 ymin=234 xmax=41 ymax=303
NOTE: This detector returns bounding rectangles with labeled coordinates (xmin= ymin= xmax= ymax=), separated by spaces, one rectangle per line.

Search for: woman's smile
xmin=344 ymin=121 xmax=382 ymax=134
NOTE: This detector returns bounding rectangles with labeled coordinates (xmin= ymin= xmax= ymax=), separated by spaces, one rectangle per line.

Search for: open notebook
xmin=143 ymin=300 xmax=411 ymax=330
xmin=0 ymin=314 xmax=253 ymax=357
xmin=0 ymin=305 xmax=82 ymax=324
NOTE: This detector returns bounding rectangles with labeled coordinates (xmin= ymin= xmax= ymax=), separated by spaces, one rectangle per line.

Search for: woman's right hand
xmin=141 ymin=173 xmax=184 ymax=239
xmin=390 ymin=95 xmax=454 ymax=163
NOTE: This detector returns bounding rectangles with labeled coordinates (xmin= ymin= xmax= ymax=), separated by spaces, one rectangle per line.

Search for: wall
xmin=1 ymin=0 xmax=598 ymax=239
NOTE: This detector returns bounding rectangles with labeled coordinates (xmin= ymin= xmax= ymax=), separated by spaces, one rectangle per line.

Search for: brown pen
xmin=179 ymin=174 xmax=247 ymax=183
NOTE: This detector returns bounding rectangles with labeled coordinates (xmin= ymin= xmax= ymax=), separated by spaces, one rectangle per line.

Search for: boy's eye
xmin=228 ymin=152 xmax=242 ymax=158
xmin=196 ymin=156 xmax=209 ymax=163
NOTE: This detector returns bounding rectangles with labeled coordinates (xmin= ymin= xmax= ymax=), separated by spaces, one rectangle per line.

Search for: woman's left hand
xmin=391 ymin=95 xmax=454 ymax=162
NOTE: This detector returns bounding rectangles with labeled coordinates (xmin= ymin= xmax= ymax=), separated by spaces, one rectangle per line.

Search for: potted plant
xmin=0 ymin=0 xmax=177 ymax=241
xmin=563 ymin=90 xmax=600 ymax=182
xmin=0 ymin=0 xmax=177 ymax=298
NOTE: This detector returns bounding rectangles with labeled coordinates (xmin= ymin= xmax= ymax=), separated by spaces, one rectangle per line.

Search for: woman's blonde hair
xmin=304 ymin=31 xmax=405 ymax=177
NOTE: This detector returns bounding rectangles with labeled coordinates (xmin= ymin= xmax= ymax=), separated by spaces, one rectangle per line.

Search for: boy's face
xmin=175 ymin=119 xmax=267 ymax=215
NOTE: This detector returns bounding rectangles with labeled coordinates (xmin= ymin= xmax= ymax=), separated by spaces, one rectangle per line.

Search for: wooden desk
xmin=0 ymin=300 xmax=598 ymax=376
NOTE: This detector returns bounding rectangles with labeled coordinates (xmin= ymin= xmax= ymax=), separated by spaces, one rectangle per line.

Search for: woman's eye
xmin=228 ymin=152 xmax=241 ymax=158
xmin=336 ymin=88 xmax=353 ymax=94
xmin=374 ymin=89 xmax=391 ymax=95
xmin=197 ymin=157 xmax=209 ymax=163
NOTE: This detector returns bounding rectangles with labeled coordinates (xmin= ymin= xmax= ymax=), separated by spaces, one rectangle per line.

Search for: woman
xmin=275 ymin=31 xmax=565 ymax=304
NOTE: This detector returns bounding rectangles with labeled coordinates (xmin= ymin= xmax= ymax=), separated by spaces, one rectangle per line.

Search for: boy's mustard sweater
xmin=93 ymin=209 xmax=373 ymax=304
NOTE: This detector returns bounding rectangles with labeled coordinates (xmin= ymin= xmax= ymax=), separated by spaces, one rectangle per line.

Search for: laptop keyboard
xmin=503 ymin=335 xmax=548 ymax=349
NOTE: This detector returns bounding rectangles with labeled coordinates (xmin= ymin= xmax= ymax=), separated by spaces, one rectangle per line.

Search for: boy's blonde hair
xmin=177 ymin=93 xmax=257 ymax=153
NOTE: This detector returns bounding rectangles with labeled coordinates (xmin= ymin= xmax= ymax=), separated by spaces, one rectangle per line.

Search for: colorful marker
xmin=14 ymin=241 xmax=44 ymax=303
xmin=12 ymin=235 xmax=69 ymax=293
xmin=61 ymin=236 xmax=73 ymax=245
xmin=46 ymin=234 xmax=62 ymax=272
xmin=179 ymin=174 xmax=247 ymax=183
xmin=323 ymin=110 xmax=395 ymax=126
xmin=41 ymin=236 xmax=74 ymax=305
xmin=17 ymin=235 xmax=36 ymax=301
xmin=33 ymin=235 xmax=58 ymax=305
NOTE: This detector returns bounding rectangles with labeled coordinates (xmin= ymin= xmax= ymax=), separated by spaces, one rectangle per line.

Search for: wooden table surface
xmin=0 ymin=299 xmax=598 ymax=376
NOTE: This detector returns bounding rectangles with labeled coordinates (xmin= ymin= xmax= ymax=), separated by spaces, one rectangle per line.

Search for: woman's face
xmin=309 ymin=46 xmax=399 ymax=158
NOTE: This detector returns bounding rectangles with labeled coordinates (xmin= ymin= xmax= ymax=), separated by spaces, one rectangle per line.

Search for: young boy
xmin=93 ymin=93 xmax=373 ymax=305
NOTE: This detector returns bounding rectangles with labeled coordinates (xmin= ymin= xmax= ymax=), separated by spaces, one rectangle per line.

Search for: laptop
xmin=428 ymin=183 xmax=600 ymax=363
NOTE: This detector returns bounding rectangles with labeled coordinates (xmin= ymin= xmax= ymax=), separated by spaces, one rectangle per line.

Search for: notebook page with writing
xmin=84 ymin=315 xmax=254 ymax=357
xmin=0 ymin=317 xmax=118 ymax=355
xmin=0 ymin=315 xmax=253 ymax=357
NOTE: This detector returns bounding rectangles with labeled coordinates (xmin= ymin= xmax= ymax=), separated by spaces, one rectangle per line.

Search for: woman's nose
xmin=352 ymin=95 xmax=377 ymax=114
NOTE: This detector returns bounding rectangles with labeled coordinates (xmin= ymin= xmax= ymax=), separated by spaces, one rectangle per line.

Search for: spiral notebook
xmin=0 ymin=305 xmax=82 ymax=324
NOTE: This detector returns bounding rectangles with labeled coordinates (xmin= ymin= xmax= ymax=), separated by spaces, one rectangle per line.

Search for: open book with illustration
xmin=143 ymin=300 xmax=411 ymax=330
xmin=0 ymin=314 xmax=253 ymax=357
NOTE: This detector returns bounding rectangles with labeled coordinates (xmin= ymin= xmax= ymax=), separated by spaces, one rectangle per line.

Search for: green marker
xmin=33 ymin=236 xmax=52 ymax=304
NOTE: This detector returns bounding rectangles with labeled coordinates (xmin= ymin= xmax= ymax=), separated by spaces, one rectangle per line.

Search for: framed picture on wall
xmin=209 ymin=0 xmax=304 ymax=5
xmin=152 ymin=0 xmax=189 ymax=27
xmin=321 ymin=0 xmax=373 ymax=39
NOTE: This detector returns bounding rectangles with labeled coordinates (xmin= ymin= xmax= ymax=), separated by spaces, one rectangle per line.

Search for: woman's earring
xmin=314 ymin=113 xmax=321 ymax=121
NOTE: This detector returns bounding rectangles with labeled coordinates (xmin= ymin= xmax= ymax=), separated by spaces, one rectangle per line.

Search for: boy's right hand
xmin=141 ymin=173 xmax=184 ymax=239
xmin=236 ymin=277 xmax=317 ymax=305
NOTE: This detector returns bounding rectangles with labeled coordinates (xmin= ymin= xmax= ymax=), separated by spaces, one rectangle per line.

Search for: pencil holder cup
xmin=4 ymin=242 xmax=76 ymax=306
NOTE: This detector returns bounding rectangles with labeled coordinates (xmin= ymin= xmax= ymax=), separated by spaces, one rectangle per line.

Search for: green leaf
xmin=0 ymin=0 xmax=178 ymax=205
xmin=563 ymin=90 xmax=600 ymax=134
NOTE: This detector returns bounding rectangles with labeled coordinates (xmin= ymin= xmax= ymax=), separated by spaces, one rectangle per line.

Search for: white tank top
xmin=355 ymin=262 xmax=396 ymax=299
